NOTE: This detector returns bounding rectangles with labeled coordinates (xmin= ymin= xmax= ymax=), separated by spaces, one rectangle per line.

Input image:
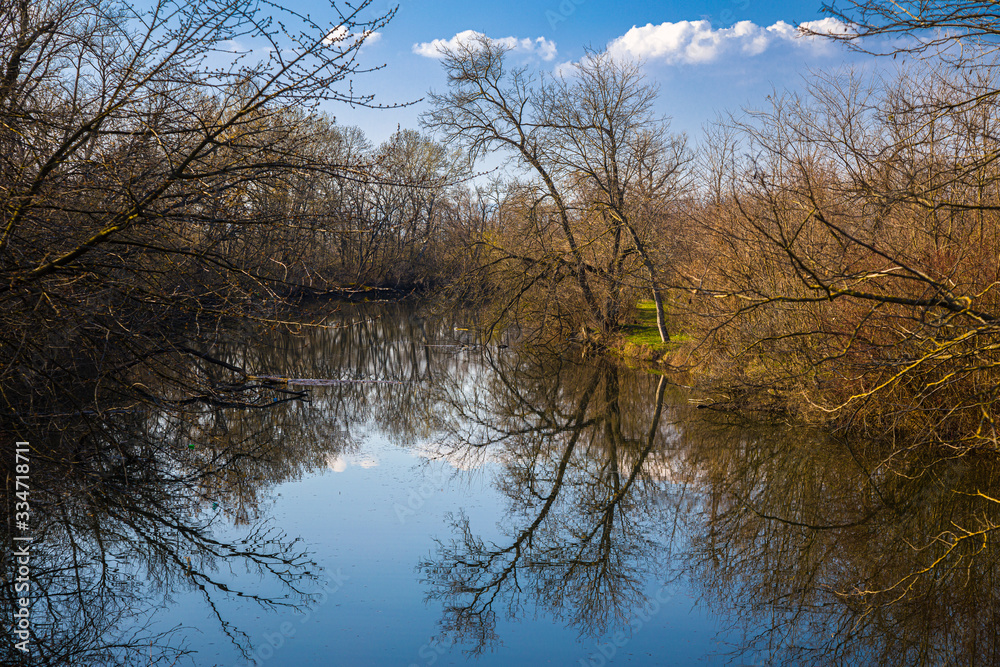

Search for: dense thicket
xmin=0 ymin=0 xmax=474 ymax=430
xmin=681 ymin=8 xmax=1000 ymax=451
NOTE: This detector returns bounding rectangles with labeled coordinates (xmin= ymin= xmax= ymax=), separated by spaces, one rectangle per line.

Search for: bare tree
xmin=423 ymin=37 xmax=690 ymax=340
xmin=813 ymin=1 xmax=1000 ymax=62
xmin=539 ymin=51 xmax=691 ymax=341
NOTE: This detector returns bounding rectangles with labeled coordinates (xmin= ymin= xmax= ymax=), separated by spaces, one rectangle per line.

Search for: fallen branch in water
xmin=251 ymin=376 xmax=409 ymax=386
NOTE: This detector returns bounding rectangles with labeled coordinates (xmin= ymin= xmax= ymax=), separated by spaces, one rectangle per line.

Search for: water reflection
xmin=417 ymin=354 xmax=682 ymax=653
xmin=0 ymin=302 xmax=511 ymax=665
xmin=392 ymin=307 xmax=1000 ymax=665
xmin=1 ymin=351 xmax=339 ymax=664
xmin=681 ymin=415 xmax=1000 ymax=666
xmin=4 ymin=301 xmax=1000 ymax=665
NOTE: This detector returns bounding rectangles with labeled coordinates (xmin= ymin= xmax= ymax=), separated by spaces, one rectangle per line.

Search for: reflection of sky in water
xmin=144 ymin=429 xmax=733 ymax=667
xmin=325 ymin=452 xmax=380 ymax=472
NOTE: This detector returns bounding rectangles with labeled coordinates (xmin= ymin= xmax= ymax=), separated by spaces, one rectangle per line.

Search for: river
xmin=6 ymin=301 xmax=999 ymax=666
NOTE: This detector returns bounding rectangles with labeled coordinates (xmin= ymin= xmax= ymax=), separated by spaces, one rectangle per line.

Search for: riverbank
xmin=599 ymin=300 xmax=797 ymax=417
xmin=601 ymin=300 xmax=694 ymax=371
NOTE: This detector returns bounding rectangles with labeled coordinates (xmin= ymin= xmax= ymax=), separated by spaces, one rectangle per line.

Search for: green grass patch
xmin=619 ymin=300 xmax=690 ymax=351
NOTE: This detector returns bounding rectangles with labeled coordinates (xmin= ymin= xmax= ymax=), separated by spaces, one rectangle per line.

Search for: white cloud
xmin=323 ymin=26 xmax=382 ymax=47
xmin=799 ymin=18 xmax=855 ymax=37
xmin=413 ymin=29 xmax=557 ymax=61
xmin=552 ymin=59 xmax=579 ymax=78
xmin=325 ymin=453 xmax=379 ymax=472
xmin=606 ymin=18 xmax=852 ymax=65
xmin=324 ymin=25 xmax=349 ymax=44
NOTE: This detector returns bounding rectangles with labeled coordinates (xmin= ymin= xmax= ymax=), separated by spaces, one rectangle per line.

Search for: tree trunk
xmin=651 ymin=286 xmax=669 ymax=343
xmin=615 ymin=210 xmax=670 ymax=343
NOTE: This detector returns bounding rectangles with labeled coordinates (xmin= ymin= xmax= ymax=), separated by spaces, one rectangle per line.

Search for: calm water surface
xmin=147 ymin=303 xmax=733 ymax=666
xmin=10 ymin=302 xmax=1000 ymax=666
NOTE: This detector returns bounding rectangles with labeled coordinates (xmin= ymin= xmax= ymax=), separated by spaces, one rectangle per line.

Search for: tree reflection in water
xmin=0 ymin=330 xmax=352 ymax=665
xmin=418 ymin=352 xmax=684 ymax=654
xmin=417 ymin=338 xmax=1000 ymax=665
xmin=0 ymin=301 xmax=508 ymax=665
xmin=682 ymin=414 xmax=1000 ymax=666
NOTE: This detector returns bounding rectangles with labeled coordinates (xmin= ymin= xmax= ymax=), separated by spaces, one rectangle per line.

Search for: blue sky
xmin=308 ymin=0 xmax=872 ymax=144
